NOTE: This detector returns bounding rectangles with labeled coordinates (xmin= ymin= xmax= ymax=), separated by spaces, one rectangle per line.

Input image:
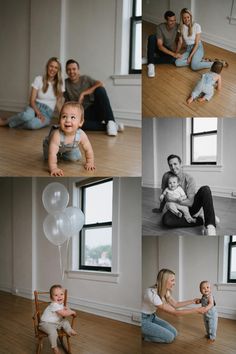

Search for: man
xmin=157 ymin=154 xmax=218 ymax=235
xmin=147 ymin=10 xmax=182 ymax=77
xmin=64 ymin=59 xmax=124 ymax=136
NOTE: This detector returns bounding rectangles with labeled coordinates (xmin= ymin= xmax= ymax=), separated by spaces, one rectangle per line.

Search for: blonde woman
xmin=175 ymin=8 xmax=213 ymax=71
xmin=142 ymin=269 xmax=207 ymax=343
xmin=0 ymin=57 xmax=64 ymax=129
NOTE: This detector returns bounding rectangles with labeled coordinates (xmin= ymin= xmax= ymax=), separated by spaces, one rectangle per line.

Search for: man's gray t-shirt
xmin=64 ymin=75 xmax=97 ymax=110
xmin=156 ymin=23 xmax=178 ymax=51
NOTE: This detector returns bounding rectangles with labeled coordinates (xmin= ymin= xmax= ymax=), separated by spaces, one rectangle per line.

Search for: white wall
xmin=142 ymin=236 xmax=236 ymax=319
xmin=0 ymin=177 xmax=141 ymax=325
xmin=142 ymin=118 xmax=236 ymax=198
xmin=142 ymin=0 xmax=236 ymax=52
xmin=0 ymin=0 xmax=141 ymax=126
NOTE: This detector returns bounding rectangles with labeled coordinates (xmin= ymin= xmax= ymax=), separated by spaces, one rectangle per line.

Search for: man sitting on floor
xmin=147 ymin=11 xmax=182 ymax=78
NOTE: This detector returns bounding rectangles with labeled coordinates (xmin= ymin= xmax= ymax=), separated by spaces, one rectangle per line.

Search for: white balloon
xmin=42 ymin=183 xmax=69 ymax=214
xmin=65 ymin=207 xmax=85 ymax=238
xmin=43 ymin=212 xmax=72 ymax=246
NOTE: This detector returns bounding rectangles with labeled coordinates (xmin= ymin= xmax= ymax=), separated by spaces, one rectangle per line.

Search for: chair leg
xmin=67 ymin=336 xmax=72 ymax=354
xmin=36 ymin=339 xmax=43 ymax=354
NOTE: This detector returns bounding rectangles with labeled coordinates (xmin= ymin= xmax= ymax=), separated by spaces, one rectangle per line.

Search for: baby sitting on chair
xmin=39 ymin=284 xmax=76 ymax=354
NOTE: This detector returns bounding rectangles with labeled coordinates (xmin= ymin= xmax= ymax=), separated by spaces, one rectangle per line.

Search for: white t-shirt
xmin=40 ymin=302 xmax=63 ymax=323
xmin=163 ymin=186 xmax=187 ymax=199
xmin=31 ymin=75 xmax=65 ymax=111
xmin=181 ymin=23 xmax=201 ymax=45
xmin=142 ymin=288 xmax=163 ymax=314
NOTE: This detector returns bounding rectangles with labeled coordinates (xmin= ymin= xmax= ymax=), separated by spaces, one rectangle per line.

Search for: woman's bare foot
xmin=0 ymin=117 xmax=9 ymax=126
xmin=186 ymin=96 xmax=194 ymax=104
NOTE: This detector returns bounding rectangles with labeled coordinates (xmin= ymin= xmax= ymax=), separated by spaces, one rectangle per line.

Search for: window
xmin=191 ymin=118 xmax=217 ymax=164
xmin=129 ymin=0 xmax=141 ymax=73
xmin=228 ymin=236 xmax=236 ymax=283
xmin=79 ymin=179 xmax=113 ymax=272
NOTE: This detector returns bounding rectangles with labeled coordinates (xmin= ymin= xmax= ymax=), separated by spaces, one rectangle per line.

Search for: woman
xmin=142 ymin=268 xmax=207 ymax=343
xmin=0 ymin=57 xmax=64 ymax=129
xmin=175 ymin=8 xmax=214 ymax=71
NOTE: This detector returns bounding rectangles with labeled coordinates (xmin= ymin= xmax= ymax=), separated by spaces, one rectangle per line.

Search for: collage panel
xmin=142 ymin=117 xmax=236 ymax=236
xmin=142 ymin=0 xmax=236 ymax=118
xmin=142 ymin=236 xmax=236 ymax=354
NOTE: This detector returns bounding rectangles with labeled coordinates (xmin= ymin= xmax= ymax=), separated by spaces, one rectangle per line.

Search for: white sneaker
xmin=147 ymin=63 xmax=155 ymax=78
xmin=117 ymin=122 xmax=124 ymax=132
xmin=106 ymin=120 xmax=118 ymax=136
xmin=205 ymin=225 xmax=216 ymax=236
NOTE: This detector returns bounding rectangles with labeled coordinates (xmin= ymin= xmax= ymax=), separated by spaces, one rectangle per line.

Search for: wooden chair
xmin=32 ymin=289 xmax=76 ymax=354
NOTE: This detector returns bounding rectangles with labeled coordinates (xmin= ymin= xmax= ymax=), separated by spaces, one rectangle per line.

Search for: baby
xmin=39 ymin=284 xmax=77 ymax=354
xmin=160 ymin=172 xmax=196 ymax=223
xmin=43 ymin=101 xmax=95 ymax=176
xmin=187 ymin=61 xmax=223 ymax=104
xmin=196 ymin=280 xmax=218 ymax=343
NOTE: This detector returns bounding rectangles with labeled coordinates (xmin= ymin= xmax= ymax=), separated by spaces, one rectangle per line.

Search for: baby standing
xmin=196 ymin=280 xmax=218 ymax=343
xmin=43 ymin=101 xmax=95 ymax=176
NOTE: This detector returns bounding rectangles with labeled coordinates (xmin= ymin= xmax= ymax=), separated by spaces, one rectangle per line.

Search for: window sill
xmin=215 ymin=283 xmax=236 ymax=291
xmin=183 ymin=165 xmax=223 ymax=173
xmin=66 ymin=270 xmax=120 ymax=283
xmin=111 ymin=74 xmax=141 ymax=86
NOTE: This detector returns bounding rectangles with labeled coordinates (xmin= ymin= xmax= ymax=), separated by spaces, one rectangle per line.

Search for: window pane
xmin=135 ymin=0 xmax=142 ymax=16
xmin=229 ymin=246 xmax=236 ymax=280
xmin=131 ymin=20 xmax=141 ymax=70
xmin=192 ymin=134 xmax=217 ymax=163
xmin=82 ymin=227 xmax=112 ymax=267
xmin=193 ymin=118 xmax=217 ymax=133
xmin=84 ymin=181 xmax=113 ymax=224
xmin=232 ymin=236 xmax=236 ymax=242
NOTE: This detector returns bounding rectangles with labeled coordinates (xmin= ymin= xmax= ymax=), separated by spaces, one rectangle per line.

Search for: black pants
xmin=162 ymin=186 xmax=216 ymax=228
xmin=147 ymin=34 xmax=176 ymax=65
xmin=83 ymin=87 xmax=115 ymax=131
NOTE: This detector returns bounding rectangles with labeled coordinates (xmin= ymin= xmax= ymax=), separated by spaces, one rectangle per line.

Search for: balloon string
xmin=58 ymin=245 xmax=64 ymax=280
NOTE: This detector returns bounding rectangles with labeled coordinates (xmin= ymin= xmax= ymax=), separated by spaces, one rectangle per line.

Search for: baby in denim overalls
xmin=196 ymin=280 xmax=218 ymax=343
xmin=187 ymin=61 xmax=223 ymax=104
xmin=43 ymin=101 xmax=95 ymax=176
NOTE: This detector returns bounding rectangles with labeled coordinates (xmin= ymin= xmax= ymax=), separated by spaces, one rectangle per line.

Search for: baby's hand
xmin=194 ymin=298 xmax=201 ymax=304
xmin=50 ymin=168 xmax=64 ymax=176
xmin=159 ymin=194 xmax=164 ymax=201
xmin=84 ymin=162 xmax=95 ymax=171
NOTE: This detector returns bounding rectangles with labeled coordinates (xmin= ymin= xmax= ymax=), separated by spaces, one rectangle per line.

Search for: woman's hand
xmin=187 ymin=56 xmax=192 ymax=64
xmin=197 ymin=307 xmax=208 ymax=314
xmin=194 ymin=298 xmax=201 ymax=304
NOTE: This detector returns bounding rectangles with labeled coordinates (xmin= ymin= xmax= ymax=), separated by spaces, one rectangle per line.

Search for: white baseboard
xmin=68 ymin=295 xmax=141 ymax=326
xmin=0 ymin=99 xmax=26 ymax=112
xmin=201 ymin=32 xmax=236 ymax=53
xmin=217 ymin=306 xmax=236 ymax=320
xmin=113 ymin=110 xmax=141 ymax=128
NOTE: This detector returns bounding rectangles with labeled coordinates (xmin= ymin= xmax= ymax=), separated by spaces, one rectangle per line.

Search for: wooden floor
xmin=0 ymin=291 xmax=141 ymax=354
xmin=142 ymin=187 xmax=236 ymax=236
xmin=142 ymin=21 xmax=236 ymax=118
xmin=142 ymin=312 xmax=236 ymax=354
xmin=0 ymin=112 xmax=141 ymax=177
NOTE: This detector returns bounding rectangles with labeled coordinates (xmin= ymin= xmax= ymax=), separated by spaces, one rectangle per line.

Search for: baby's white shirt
xmin=40 ymin=302 xmax=64 ymax=323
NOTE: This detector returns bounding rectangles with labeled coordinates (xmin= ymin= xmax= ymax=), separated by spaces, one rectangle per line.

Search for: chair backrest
xmin=33 ymin=289 xmax=68 ymax=325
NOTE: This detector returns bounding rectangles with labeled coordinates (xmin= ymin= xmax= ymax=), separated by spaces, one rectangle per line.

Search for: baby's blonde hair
xmin=59 ymin=101 xmax=84 ymax=126
xmin=42 ymin=57 xmax=63 ymax=98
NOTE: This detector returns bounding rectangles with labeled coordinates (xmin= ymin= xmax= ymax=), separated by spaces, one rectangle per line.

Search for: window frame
xmin=190 ymin=118 xmax=217 ymax=165
xmin=129 ymin=0 xmax=142 ymax=74
xmin=79 ymin=178 xmax=113 ymax=273
xmin=227 ymin=236 xmax=236 ymax=283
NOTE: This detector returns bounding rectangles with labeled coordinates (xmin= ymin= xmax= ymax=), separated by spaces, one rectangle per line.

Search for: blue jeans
xmin=83 ymin=87 xmax=115 ymax=131
xmin=142 ymin=313 xmax=178 ymax=343
xmin=203 ymin=308 xmax=218 ymax=340
xmin=147 ymin=34 xmax=176 ymax=65
xmin=8 ymin=102 xmax=53 ymax=129
xmin=175 ymin=42 xmax=213 ymax=71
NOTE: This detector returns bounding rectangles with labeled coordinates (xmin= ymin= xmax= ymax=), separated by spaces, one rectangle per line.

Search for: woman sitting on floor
xmin=0 ymin=57 xmax=64 ymax=129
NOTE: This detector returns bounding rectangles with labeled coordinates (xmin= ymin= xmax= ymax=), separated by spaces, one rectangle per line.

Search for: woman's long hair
xmin=152 ymin=268 xmax=175 ymax=302
xmin=179 ymin=8 xmax=193 ymax=37
xmin=42 ymin=57 xmax=63 ymax=98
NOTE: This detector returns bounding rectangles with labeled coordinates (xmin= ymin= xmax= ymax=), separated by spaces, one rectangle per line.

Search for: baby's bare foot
xmin=0 ymin=117 xmax=9 ymax=126
xmin=70 ymin=329 xmax=77 ymax=336
xmin=186 ymin=96 xmax=194 ymax=104
xmin=198 ymin=97 xmax=206 ymax=103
